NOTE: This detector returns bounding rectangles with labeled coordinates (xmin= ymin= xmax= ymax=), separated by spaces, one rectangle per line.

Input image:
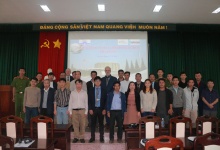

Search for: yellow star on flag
xmin=53 ymin=39 xmax=61 ymax=49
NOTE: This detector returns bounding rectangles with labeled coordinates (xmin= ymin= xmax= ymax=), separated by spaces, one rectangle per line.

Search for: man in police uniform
xmin=11 ymin=68 xmax=30 ymax=119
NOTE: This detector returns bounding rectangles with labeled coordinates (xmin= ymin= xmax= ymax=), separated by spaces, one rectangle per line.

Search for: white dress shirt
xmin=120 ymin=80 xmax=131 ymax=93
xmin=68 ymin=89 xmax=88 ymax=115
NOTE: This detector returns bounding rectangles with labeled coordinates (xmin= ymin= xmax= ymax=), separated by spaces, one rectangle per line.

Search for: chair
xmin=169 ymin=116 xmax=192 ymax=138
xmin=196 ymin=116 xmax=219 ymax=136
xmin=145 ymin=135 xmax=184 ymax=150
xmin=139 ymin=116 xmax=161 ymax=142
xmin=0 ymin=135 xmax=14 ymax=150
xmin=30 ymin=115 xmax=54 ymax=139
xmin=0 ymin=115 xmax=23 ymax=138
xmin=194 ymin=133 xmax=220 ymax=150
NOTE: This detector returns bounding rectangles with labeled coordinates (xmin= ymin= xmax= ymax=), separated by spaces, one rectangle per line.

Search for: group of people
xmin=11 ymin=67 xmax=219 ymax=143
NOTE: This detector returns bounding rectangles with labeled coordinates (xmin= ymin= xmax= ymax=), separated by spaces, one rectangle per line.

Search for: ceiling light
xmin=153 ymin=5 xmax=162 ymax=12
xmin=212 ymin=7 xmax=220 ymax=13
xmin=98 ymin=4 xmax=105 ymax=11
xmin=40 ymin=5 xmax=51 ymax=12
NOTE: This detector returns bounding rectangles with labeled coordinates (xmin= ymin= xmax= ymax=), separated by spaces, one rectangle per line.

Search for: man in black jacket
xmin=87 ymin=70 xmax=97 ymax=127
xmin=88 ymin=76 xmax=107 ymax=143
xmin=156 ymin=78 xmax=173 ymax=125
xmin=86 ymin=71 xmax=97 ymax=93
xmin=40 ymin=79 xmax=55 ymax=119
xmin=194 ymin=72 xmax=206 ymax=116
xmin=134 ymin=73 xmax=144 ymax=93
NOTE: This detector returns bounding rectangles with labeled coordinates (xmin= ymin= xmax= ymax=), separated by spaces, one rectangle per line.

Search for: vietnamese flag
xmin=38 ymin=32 xmax=67 ymax=80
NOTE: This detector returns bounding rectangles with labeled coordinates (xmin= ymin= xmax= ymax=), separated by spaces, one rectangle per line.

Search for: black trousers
xmin=110 ymin=110 xmax=123 ymax=140
xmin=91 ymin=108 xmax=104 ymax=139
xmin=172 ymin=107 xmax=183 ymax=117
xmin=41 ymin=108 xmax=54 ymax=119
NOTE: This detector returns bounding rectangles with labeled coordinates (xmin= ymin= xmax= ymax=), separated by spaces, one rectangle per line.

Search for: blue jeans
xmin=56 ymin=106 xmax=68 ymax=124
xmin=142 ymin=112 xmax=155 ymax=117
xmin=25 ymin=107 xmax=39 ymax=124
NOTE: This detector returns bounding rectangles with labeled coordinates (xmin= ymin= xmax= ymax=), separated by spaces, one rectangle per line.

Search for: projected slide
xmin=68 ymin=32 xmax=148 ymax=82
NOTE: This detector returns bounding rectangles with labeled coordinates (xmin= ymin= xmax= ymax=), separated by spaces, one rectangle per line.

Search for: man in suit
xmin=48 ymin=72 xmax=57 ymax=90
xmin=101 ymin=66 xmax=117 ymax=128
xmin=40 ymin=79 xmax=55 ymax=119
xmin=88 ymin=76 xmax=107 ymax=143
xmin=65 ymin=68 xmax=74 ymax=82
xmin=194 ymin=72 xmax=207 ymax=116
xmin=135 ymin=73 xmax=144 ymax=93
xmin=107 ymin=81 xmax=126 ymax=143
xmin=149 ymin=73 xmax=159 ymax=91
xmin=87 ymin=70 xmax=97 ymax=128
xmin=87 ymin=71 xmax=97 ymax=93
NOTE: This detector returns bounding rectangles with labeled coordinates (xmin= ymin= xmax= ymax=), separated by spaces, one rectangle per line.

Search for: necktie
xmin=152 ymin=82 xmax=154 ymax=88
xmin=96 ymin=88 xmax=99 ymax=106
xmin=106 ymin=77 xmax=110 ymax=86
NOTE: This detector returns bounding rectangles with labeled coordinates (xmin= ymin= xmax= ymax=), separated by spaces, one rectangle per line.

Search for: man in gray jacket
xmin=169 ymin=76 xmax=185 ymax=117
xmin=183 ymin=79 xmax=199 ymax=127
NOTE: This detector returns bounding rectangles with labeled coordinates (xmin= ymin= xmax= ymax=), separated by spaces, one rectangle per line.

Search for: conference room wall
xmin=0 ymin=24 xmax=219 ymax=118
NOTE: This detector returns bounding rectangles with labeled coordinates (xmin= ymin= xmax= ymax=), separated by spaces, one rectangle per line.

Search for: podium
xmin=0 ymin=85 xmax=14 ymax=118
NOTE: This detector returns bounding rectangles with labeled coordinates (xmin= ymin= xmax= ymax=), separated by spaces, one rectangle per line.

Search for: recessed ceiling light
xmin=40 ymin=5 xmax=50 ymax=12
xmin=98 ymin=4 xmax=105 ymax=11
xmin=153 ymin=5 xmax=162 ymax=12
xmin=212 ymin=7 xmax=220 ymax=13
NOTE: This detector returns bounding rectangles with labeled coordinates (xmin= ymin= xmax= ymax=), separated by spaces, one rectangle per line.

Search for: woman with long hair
xmin=140 ymin=79 xmax=157 ymax=116
xmin=123 ymin=82 xmax=141 ymax=124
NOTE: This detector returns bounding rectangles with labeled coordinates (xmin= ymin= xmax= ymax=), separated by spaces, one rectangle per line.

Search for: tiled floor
xmin=71 ymin=129 xmax=126 ymax=150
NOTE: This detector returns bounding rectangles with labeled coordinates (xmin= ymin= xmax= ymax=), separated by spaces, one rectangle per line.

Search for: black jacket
xmin=101 ymin=75 xmax=117 ymax=94
xmin=156 ymin=88 xmax=173 ymax=114
xmin=88 ymin=87 xmax=107 ymax=111
xmin=40 ymin=88 xmax=55 ymax=115
xmin=86 ymin=80 xmax=94 ymax=94
xmin=134 ymin=82 xmax=144 ymax=93
xmin=194 ymin=80 xmax=206 ymax=99
xmin=125 ymin=91 xmax=141 ymax=112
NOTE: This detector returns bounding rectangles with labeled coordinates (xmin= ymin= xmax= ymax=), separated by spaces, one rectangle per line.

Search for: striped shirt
xmin=54 ymin=88 xmax=71 ymax=107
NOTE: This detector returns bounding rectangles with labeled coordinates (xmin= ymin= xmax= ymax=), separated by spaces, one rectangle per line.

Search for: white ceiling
xmin=0 ymin=0 xmax=220 ymax=24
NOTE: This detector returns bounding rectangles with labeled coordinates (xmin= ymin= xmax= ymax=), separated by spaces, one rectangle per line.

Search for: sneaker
xmin=100 ymin=138 xmax=104 ymax=143
xmin=117 ymin=139 xmax=122 ymax=143
xmin=89 ymin=138 xmax=95 ymax=143
xmin=109 ymin=139 xmax=114 ymax=143
xmin=72 ymin=138 xmax=78 ymax=143
xmin=80 ymin=139 xmax=85 ymax=143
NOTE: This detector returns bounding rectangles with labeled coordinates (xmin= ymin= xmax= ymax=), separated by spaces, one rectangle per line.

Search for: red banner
xmin=38 ymin=32 xmax=66 ymax=80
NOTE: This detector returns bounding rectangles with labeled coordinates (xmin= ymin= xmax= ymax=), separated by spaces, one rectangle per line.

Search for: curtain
xmin=0 ymin=31 xmax=39 ymax=85
xmin=38 ymin=32 xmax=67 ymax=80
xmin=148 ymin=31 xmax=220 ymax=118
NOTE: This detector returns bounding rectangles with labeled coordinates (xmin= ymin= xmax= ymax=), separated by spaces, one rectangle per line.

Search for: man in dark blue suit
xmin=101 ymin=66 xmax=117 ymax=128
xmin=107 ymin=81 xmax=126 ymax=143
xmin=40 ymin=79 xmax=55 ymax=119
xmin=88 ymin=76 xmax=107 ymax=143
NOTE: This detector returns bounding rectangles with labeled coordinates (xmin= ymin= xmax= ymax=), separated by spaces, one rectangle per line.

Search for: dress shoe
xmin=80 ymin=139 xmax=85 ymax=143
xmin=72 ymin=138 xmax=78 ymax=143
xmin=89 ymin=138 xmax=95 ymax=143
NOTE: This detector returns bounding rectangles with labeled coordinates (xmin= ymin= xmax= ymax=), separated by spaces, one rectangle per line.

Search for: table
xmin=23 ymin=124 xmax=72 ymax=150
xmin=6 ymin=138 xmax=56 ymax=150
xmin=0 ymin=123 xmax=72 ymax=150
